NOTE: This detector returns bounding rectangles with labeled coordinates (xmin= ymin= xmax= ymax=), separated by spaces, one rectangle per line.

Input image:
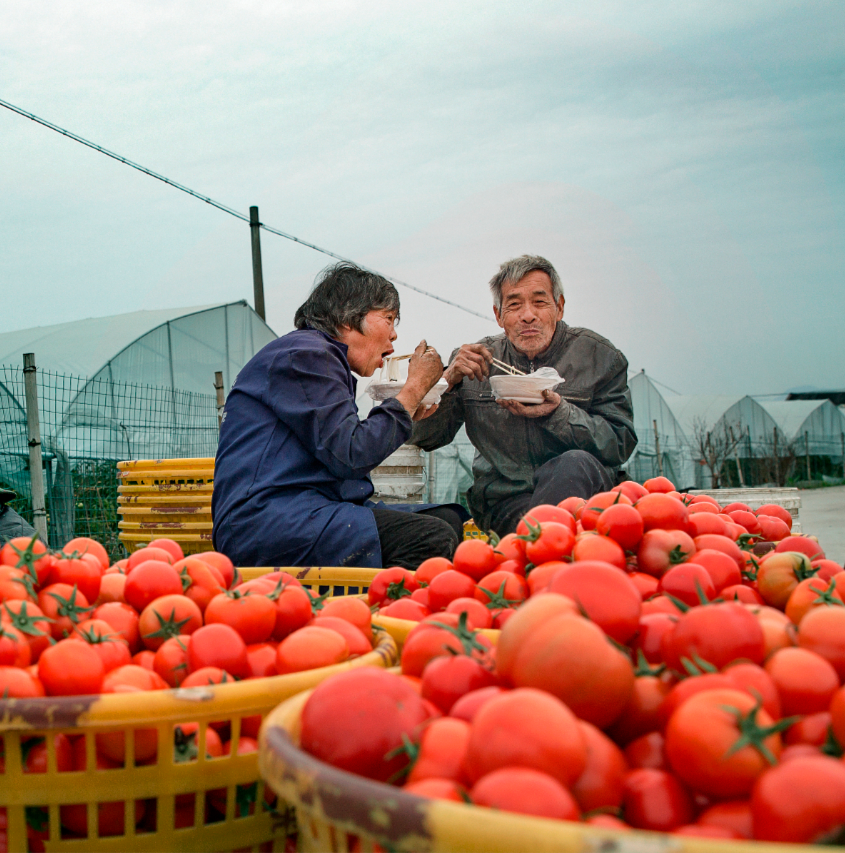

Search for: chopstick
xmin=491 ymin=357 xmax=527 ymax=376
xmin=386 ymin=353 xmax=413 ymax=361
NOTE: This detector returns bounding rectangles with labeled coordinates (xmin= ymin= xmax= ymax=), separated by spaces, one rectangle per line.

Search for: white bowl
xmin=367 ymin=380 xmax=449 ymax=407
xmin=489 ymin=372 xmax=563 ymax=404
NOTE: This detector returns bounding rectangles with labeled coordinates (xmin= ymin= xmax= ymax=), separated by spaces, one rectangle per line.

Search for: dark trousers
xmin=487 ymin=449 xmax=616 ymax=537
xmin=372 ymin=506 xmax=462 ymax=570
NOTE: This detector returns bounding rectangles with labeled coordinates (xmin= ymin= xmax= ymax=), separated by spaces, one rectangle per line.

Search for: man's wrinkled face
xmin=493 ymin=271 xmax=564 ymax=359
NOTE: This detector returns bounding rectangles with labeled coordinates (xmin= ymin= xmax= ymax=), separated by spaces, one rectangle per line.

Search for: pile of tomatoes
xmin=304 ymin=476 xmax=845 ymax=845
xmin=0 ymin=534 xmax=377 ymax=843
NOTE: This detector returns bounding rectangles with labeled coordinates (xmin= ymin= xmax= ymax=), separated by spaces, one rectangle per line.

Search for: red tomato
xmin=244 ymin=641 xmax=278 ymax=679
xmin=126 ymin=547 xmax=174 ymax=571
xmin=608 ymin=667 xmax=673 ymax=746
xmin=643 ymin=476 xmax=676 ymax=493
xmin=37 ymin=583 xmax=93 ymax=640
xmin=1 ymin=535 xmax=54 ymax=587
xmin=379 ymin=598 xmax=430 ymax=621
xmin=137 ymin=594 xmax=203 ymax=651
xmin=722 ymin=502 xmax=752 ymax=514
xmin=410 ymin=587 xmax=431 ymax=609
xmin=571 ymin=721 xmax=628 ymax=812
xmin=797 ymin=605 xmax=845 ymax=680
xmin=612 ymin=480 xmax=650 ymax=502
xmin=624 ymin=732 xmax=666 ymax=770
xmin=73 ymin=618 xmax=132 ymax=673
xmin=473 ymin=570 xmax=527 ymax=611
xmin=687 ymin=549 xmax=741 ymax=592
xmin=38 ymin=639 xmax=104 ymax=695
xmin=548 ymin=561 xmax=641 ymax=644
xmin=101 ymin=663 xmax=167 ymax=692
xmin=635 ymin=493 xmax=689 ymax=533
xmin=276 ymin=625 xmax=349 ymax=673
xmin=426 ymin=569 xmax=477 ymax=612
xmin=146 ymin=538 xmax=184 ymax=562
xmin=525 ymin=561 xmax=569 ymax=596
xmin=523 ymin=521 xmax=576 ymax=565
xmin=300 ymin=667 xmax=430 ymax=782
xmin=491 ymin=534 xmax=527 ymax=567
xmin=721 ymin=584 xmax=764 ymax=605
xmin=765 ymin=647 xmax=839 ymax=715
xmin=153 ymin=635 xmax=191 ymax=686
xmin=496 ymin=595 xmax=634 ymax=729
xmin=830 ymin=686 xmax=845 ymax=747
xmin=96 ymin=571 xmax=126 ymax=605
xmin=727 ymin=510 xmax=761 ymax=535
xmin=406 ymin=716 xmax=471 ymax=784
xmin=722 ymin=661 xmax=781 ymax=720
xmin=444 ymin=597 xmax=492 ymax=629
xmin=403 ymin=778 xmax=466 ymax=801
xmin=181 ymin=666 xmax=233 ymax=687
xmin=628 ymin=571 xmax=659 ymax=601
xmin=756 ymin=514 xmax=791 ymax=542
xmin=515 ymin=504 xmax=576 ymax=536
xmin=124 ymin=561 xmax=183 ymax=613
xmin=452 ymin=539 xmax=498 ymax=582
xmin=697 ymin=800 xmax=753 ymax=839
xmin=751 ymin=756 xmax=845 ymax=843
xmin=630 ymin=612 xmax=678 ymax=665
xmin=637 ymin=529 xmax=696 ymax=578
xmin=62 ymin=537 xmax=109 ymax=571
xmin=657 ymin=672 xmax=740 ymax=728
xmin=320 ymin=596 xmax=372 ymax=637
xmin=785 ymin=576 xmax=843 ymax=626
xmin=571 ymin=531 xmax=627 ymax=569
xmin=622 ymin=768 xmax=694 ymax=831
xmin=0 ymin=665 xmax=44 ymax=697
xmin=687 ymin=512 xmax=730 ymax=538
xmin=310 ymin=616 xmax=372 ymax=656
xmin=470 ymin=767 xmax=580 ymax=819
xmin=557 ymin=496 xmax=586 ymax=518
xmin=464 ymin=687 xmax=587 ymax=787
xmin=774 ymin=535 xmax=824 ymax=561
xmin=367 ymin=567 xmax=419 ymax=607
xmin=173 ymin=557 xmax=225 ymax=613
xmin=661 ymin=601 xmax=765 ymax=672
xmin=93 ymin=601 xmax=141 ymax=653
xmin=270 ymin=582 xmax=312 ymax=641
xmin=0 ymin=623 xmax=30 ymax=667
xmin=756 ymin=504 xmax=793 ymax=530
xmin=785 ymin=712 xmax=832 ymax=747
xmin=401 ymin=613 xmax=493 ymax=677
xmin=658 ymin=563 xmax=716 ymax=607
xmin=448 ymin=685 xmax=507 ymax=722
xmin=1 ymin=599 xmax=52 ymax=661
xmin=580 ymin=491 xmax=633 ymax=531
xmin=596 ymin=503 xmax=645 ymax=551
xmin=205 ymin=589 xmax=276 ymax=645
xmin=415 ymin=556 xmax=454 ymax=585
xmin=665 ymin=688 xmax=784 ymax=798
xmin=420 ymin=653 xmax=497 ymax=713
xmin=195 ymin=551 xmax=236 ymax=588
xmin=188 ymin=623 xmax=249 ymax=678
xmin=132 ymin=649 xmax=156 ymax=670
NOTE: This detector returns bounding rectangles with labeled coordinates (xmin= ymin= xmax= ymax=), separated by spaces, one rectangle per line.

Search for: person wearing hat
xmin=0 ymin=487 xmax=35 ymax=545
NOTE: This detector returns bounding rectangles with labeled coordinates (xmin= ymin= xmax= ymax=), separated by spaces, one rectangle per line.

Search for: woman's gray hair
xmin=489 ymin=255 xmax=563 ymax=311
xmin=294 ymin=262 xmax=400 ymax=337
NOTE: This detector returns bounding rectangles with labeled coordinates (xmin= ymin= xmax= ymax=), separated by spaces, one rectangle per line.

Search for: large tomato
xmin=187 ymin=623 xmax=249 ymax=678
xmin=463 ymin=687 xmax=587 ymax=787
xmin=367 ymin=567 xmax=419 ymax=607
xmin=621 ymin=768 xmax=694 ymax=832
xmin=62 ymin=537 xmax=110 ymax=571
xmin=38 ymin=639 xmax=104 ymax=696
xmin=300 ymin=667 xmax=430 ymax=781
xmin=784 ymin=576 xmax=842 ymax=626
xmin=687 ymin=549 xmax=741 ymax=592
xmin=523 ymin=521 xmax=575 ymax=565
xmin=421 ymin=653 xmax=497 ymax=714
xmin=571 ymin=532 xmax=627 ymax=570
xmin=580 ymin=491 xmax=633 ymax=531
xmin=751 ymin=756 xmax=845 ymax=842
xmin=547 ymin=561 xmax=641 ymax=644
xmin=401 ymin=612 xmax=493 ymax=677
xmin=276 ymin=625 xmax=349 ymax=674
xmin=665 ymin=688 xmax=785 ymax=798
xmin=797 ymin=605 xmax=845 ymax=680
xmin=124 ymin=561 xmax=183 ymax=613
xmin=37 ymin=583 xmax=92 ymax=640
xmin=204 ymin=589 xmax=276 ymax=645
xmin=661 ymin=601 xmax=765 ymax=672
xmin=756 ymin=551 xmax=816 ymax=609
xmin=634 ymin=493 xmax=689 ymax=533
xmin=496 ymin=594 xmax=634 ymax=729
xmin=764 ymin=647 xmax=839 ymax=715
xmin=469 ymin=767 xmax=579 ymax=820
xmin=515 ymin=504 xmax=576 ymax=536
xmin=595 ymin=502 xmax=644 ymax=551
xmin=451 ymin=539 xmax=498 ymax=582
xmin=406 ymin=716 xmax=470 ymax=784
xmin=93 ymin=601 xmax=141 ymax=653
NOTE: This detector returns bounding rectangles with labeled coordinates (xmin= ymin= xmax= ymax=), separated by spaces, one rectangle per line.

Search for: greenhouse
xmin=0 ymin=301 xmax=275 ymax=548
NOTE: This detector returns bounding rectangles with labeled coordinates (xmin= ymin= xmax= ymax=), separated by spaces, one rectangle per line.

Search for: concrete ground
xmin=798 ymin=485 xmax=845 ymax=565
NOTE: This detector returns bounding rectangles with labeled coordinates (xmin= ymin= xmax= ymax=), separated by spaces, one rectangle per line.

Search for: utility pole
xmin=773 ymin=427 xmax=780 ymax=485
xmin=22 ymin=353 xmax=48 ymax=543
xmin=805 ymin=430 xmax=811 ymax=481
xmin=214 ymin=371 xmax=225 ymax=430
xmin=250 ymin=206 xmax=266 ymax=321
xmin=729 ymin=425 xmax=745 ymax=488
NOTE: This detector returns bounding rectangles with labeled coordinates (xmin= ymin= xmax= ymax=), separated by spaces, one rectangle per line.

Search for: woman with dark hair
xmin=212 ymin=263 xmax=465 ymax=569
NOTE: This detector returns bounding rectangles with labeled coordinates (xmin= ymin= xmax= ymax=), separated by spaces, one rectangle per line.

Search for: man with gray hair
xmin=412 ymin=254 xmax=637 ymax=535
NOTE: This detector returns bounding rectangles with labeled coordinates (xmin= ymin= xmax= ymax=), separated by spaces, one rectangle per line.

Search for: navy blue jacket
xmin=212 ymin=328 xmax=413 ymax=567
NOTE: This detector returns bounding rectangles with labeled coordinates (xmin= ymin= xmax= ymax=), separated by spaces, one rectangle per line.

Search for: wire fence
xmin=0 ymin=365 xmax=219 ymax=559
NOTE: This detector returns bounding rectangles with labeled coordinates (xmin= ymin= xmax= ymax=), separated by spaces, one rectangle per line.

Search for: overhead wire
xmin=0 ymin=96 xmax=493 ymax=322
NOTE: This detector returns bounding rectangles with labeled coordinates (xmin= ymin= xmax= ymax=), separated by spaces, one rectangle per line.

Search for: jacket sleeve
xmin=539 ymin=352 xmax=638 ymax=467
xmin=409 ymin=386 xmax=466 ymax=451
xmin=266 ymin=346 xmax=412 ymax=480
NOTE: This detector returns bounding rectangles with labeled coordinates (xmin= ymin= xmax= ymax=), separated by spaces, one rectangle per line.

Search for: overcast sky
xmin=2 ymin=0 xmax=843 ymax=396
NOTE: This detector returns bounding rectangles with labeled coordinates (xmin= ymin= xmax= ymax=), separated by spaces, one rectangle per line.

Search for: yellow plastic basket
xmin=0 ymin=569 xmax=394 ymax=853
xmin=372 ymin=613 xmax=500 ymax=651
xmin=259 ymin=691 xmax=815 ymax=853
xmin=462 ymin=520 xmax=489 ymax=542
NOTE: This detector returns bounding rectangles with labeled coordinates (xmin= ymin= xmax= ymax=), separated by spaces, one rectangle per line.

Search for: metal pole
xmin=22 ymin=353 xmax=48 ymax=542
xmin=250 ymin=206 xmax=266 ymax=321
xmin=773 ymin=427 xmax=780 ymax=486
xmin=729 ymin=425 xmax=745 ymax=488
xmin=214 ymin=371 xmax=225 ymax=430
xmin=652 ymin=420 xmax=663 ymax=477
xmin=805 ymin=430 xmax=811 ymax=481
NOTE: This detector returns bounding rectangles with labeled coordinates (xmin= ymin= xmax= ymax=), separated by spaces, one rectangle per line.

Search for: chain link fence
xmin=0 ymin=365 xmax=219 ymax=559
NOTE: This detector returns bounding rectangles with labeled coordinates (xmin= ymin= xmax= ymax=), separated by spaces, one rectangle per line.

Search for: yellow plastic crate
xmin=117 ymin=458 xmax=216 ymax=472
xmin=259 ymin=690 xmax=815 ymax=853
xmin=0 ymin=573 xmax=396 ymax=853
xmin=372 ymin=613 xmax=500 ymax=651
xmin=462 ymin=520 xmax=489 ymax=541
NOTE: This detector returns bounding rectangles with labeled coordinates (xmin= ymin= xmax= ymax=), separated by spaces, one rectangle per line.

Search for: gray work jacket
xmin=411 ymin=321 xmax=637 ymax=529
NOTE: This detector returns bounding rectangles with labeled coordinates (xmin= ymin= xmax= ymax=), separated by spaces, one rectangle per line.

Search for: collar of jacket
xmin=501 ymin=321 xmax=569 ymax=372
xmin=301 ymin=325 xmax=350 ymax=357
